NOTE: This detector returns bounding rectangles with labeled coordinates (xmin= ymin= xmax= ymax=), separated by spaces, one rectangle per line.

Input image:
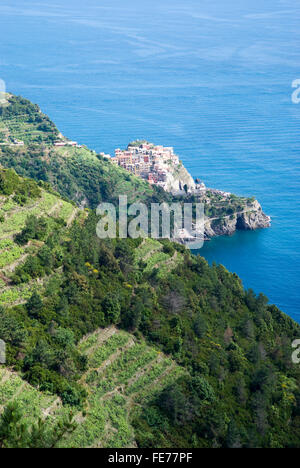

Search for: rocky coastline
xmin=204 ymin=199 xmax=271 ymax=240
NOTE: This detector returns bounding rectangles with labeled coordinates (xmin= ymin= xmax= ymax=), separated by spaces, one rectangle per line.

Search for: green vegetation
xmin=0 ymin=167 xmax=41 ymax=203
xmin=0 ymin=243 xmax=24 ymax=268
xmin=128 ymin=140 xmax=148 ymax=148
xmin=0 ymin=95 xmax=59 ymax=145
xmin=0 ymin=401 xmax=75 ymax=448
xmin=0 ymin=169 xmax=75 ymax=309
xmin=0 ymin=283 xmax=32 ymax=306
xmin=0 ymin=95 xmax=250 ymax=221
xmin=58 ymin=327 xmax=184 ymax=448
xmin=88 ymin=332 xmax=130 ymax=368
xmin=200 ymin=191 xmax=248 ymax=219
xmin=0 ymin=97 xmax=163 ymax=209
xmin=0 ymin=173 xmax=298 ymax=448
xmin=0 ymin=96 xmax=298 ymax=449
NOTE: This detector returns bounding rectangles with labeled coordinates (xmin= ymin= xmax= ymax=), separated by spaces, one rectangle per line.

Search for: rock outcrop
xmin=160 ymin=157 xmax=271 ymax=242
xmin=236 ymin=200 xmax=271 ymax=231
xmin=166 ymin=164 xmax=196 ymax=194
xmin=204 ymin=199 xmax=271 ymax=240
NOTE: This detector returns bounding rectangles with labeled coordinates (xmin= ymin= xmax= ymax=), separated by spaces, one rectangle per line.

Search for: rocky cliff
xmin=0 ymin=94 xmax=271 ymax=243
xmin=162 ymin=156 xmax=271 ymax=241
xmin=204 ymin=199 xmax=271 ymax=239
xmin=166 ymin=163 xmax=196 ymax=194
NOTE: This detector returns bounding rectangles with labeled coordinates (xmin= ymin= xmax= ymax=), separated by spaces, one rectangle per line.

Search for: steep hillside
xmin=0 ymin=327 xmax=184 ymax=448
xmin=0 ymin=169 xmax=299 ymax=448
xmin=0 ymin=367 xmax=69 ymax=435
xmin=0 ymin=95 xmax=164 ymax=208
xmin=0 ymin=94 xmax=59 ymax=145
xmin=0 ymin=168 xmax=78 ymax=308
xmin=62 ymin=326 xmax=185 ymax=448
xmin=0 ymin=94 xmax=269 ymax=238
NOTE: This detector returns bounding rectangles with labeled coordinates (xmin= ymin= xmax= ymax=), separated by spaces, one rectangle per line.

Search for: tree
xmin=26 ymin=292 xmax=44 ymax=318
xmin=0 ymin=307 xmax=27 ymax=347
xmin=248 ymin=344 xmax=261 ymax=364
xmin=0 ymin=402 xmax=76 ymax=448
xmin=193 ymin=314 xmax=207 ymax=338
xmin=162 ymin=290 xmax=186 ymax=315
xmin=192 ymin=376 xmax=216 ymax=404
xmin=123 ymin=296 xmax=143 ymax=330
xmin=53 ymin=327 xmax=75 ymax=349
xmin=157 ymin=383 xmax=187 ymax=424
xmin=15 ymin=215 xmax=49 ymax=244
xmin=234 ymin=377 xmax=248 ymax=406
xmin=226 ymin=419 xmax=242 ymax=448
xmin=102 ymin=295 xmax=121 ymax=324
xmin=0 ymin=169 xmax=19 ymax=195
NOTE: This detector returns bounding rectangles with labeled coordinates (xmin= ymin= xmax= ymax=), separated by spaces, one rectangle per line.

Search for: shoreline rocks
xmin=204 ymin=200 xmax=271 ymax=240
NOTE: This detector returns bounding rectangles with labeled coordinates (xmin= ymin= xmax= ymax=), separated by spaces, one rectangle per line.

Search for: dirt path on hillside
xmin=48 ymin=200 xmax=62 ymax=216
xmin=67 ymin=208 xmax=78 ymax=227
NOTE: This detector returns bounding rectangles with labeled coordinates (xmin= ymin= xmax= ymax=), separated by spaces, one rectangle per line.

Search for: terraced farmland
xmin=60 ymin=327 xmax=185 ymax=448
xmin=0 ymin=239 xmax=24 ymax=268
xmin=0 ymin=283 xmax=33 ymax=306
xmin=0 ymin=187 xmax=77 ymax=307
xmin=135 ymin=238 xmax=184 ymax=278
xmin=0 ymin=327 xmax=185 ymax=448
xmin=0 ymin=192 xmax=77 ymax=238
xmin=0 ymin=95 xmax=59 ymax=145
xmin=0 ymin=368 xmax=68 ymax=427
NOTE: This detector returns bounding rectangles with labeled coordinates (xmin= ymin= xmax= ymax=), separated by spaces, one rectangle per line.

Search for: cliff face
xmin=163 ymin=158 xmax=271 ymax=241
xmin=156 ymin=157 xmax=271 ymax=242
xmin=166 ymin=164 xmax=196 ymax=194
xmin=0 ymin=95 xmax=271 ymax=243
xmin=236 ymin=200 xmax=271 ymax=231
xmin=204 ymin=199 xmax=271 ymax=239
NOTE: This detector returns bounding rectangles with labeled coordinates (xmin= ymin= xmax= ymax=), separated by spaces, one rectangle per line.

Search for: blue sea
xmin=0 ymin=0 xmax=299 ymax=321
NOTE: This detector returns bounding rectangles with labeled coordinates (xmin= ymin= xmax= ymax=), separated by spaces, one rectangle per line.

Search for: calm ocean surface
xmin=0 ymin=0 xmax=300 ymax=321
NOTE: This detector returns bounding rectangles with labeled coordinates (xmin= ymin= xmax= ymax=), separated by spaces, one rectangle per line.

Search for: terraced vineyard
xmin=0 ymin=94 xmax=59 ymax=145
xmin=0 ymin=239 xmax=24 ymax=268
xmin=135 ymin=238 xmax=183 ymax=278
xmin=0 ymin=187 xmax=78 ymax=307
xmin=0 ymin=368 xmax=68 ymax=427
xmin=0 ymin=283 xmax=33 ymax=306
xmin=0 ymin=327 xmax=185 ymax=448
xmin=61 ymin=327 xmax=185 ymax=448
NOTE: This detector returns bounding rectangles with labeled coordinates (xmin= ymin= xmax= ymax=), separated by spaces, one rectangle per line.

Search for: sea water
xmin=0 ymin=0 xmax=299 ymax=321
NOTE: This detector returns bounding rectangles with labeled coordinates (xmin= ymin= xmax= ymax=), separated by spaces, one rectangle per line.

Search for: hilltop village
xmin=106 ymin=141 xmax=206 ymax=195
xmin=110 ymin=141 xmax=180 ymax=187
xmin=0 ymin=90 xmax=270 ymax=240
